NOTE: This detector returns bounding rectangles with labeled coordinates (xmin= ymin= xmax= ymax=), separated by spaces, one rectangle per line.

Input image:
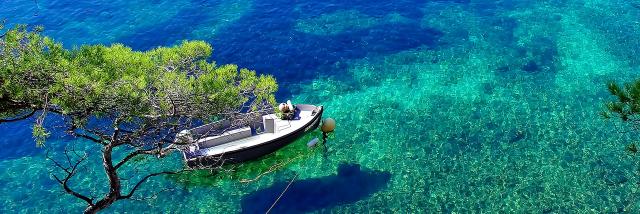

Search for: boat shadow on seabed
xmin=240 ymin=163 xmax=391 ymax=213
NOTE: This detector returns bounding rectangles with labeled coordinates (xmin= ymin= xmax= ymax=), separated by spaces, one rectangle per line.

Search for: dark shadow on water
xmin=493 ymin=35 xmax=561 ymax=88
xmin=114 ymin=0 xmax=446 ymax=98
xmin=117 ymin=0 xmax=219 ymax=50
xmin=210 ymin=0 xmax=444 ymax=88
xmin=0 ymin=118 xmax=41 ymax=160
xmin=0 ymin=113 xmax=74 ymax=160
xmin=240 ymin=163 xmax=391 ymax=213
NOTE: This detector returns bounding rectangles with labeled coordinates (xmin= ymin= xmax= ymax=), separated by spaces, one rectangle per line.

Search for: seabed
xmin=1 ymin=0 xmax=640 ymax=213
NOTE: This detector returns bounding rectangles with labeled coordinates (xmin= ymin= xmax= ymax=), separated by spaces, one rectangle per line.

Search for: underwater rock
xmin=521 ymin=37 xmax=559 ymax=74
xmin=481 ymin=82 xmax=495 ymax=95
xmin=240 ymin=163 xmax=391 ymax=213
xmin=490 ymin=16 xmax=519 ymax=45
xmin=603 ymin=169 xmax=628 ymax=186
xmin=494 ymin=36 xmax=560 ymax=84
xmin=592 ymin=160 xmax=629 ymax=186
xmin=485 ymin=121 xmax=499 ymax=130
xmin=508 ymin=129 xmax=526 ymax=143
xmin=542 ymin=208 xmax=555 ymax=214
xmin=496 ymin=65 xmax=511 ymax=74
xmin=521 ymin=60 xmax=539 ymax=73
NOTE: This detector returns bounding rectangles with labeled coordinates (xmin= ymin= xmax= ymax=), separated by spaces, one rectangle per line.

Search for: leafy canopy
xmin=0 ymin=24 xmax=278 ymax=145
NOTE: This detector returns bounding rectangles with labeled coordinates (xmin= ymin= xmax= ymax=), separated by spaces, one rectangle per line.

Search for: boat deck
xmin=185 ymin=110 xmax=316 ymax=159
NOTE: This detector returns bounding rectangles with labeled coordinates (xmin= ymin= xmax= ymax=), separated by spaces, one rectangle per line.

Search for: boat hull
xmin=186 ymin=106 xmax=323 ymax=168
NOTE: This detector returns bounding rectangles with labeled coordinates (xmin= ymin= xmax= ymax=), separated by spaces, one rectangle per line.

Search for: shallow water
xmin=2 ymin=0 xmax=640 ymax=213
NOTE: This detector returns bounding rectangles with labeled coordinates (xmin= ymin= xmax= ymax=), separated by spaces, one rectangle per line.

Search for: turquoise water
xmin=2 ymin=0 xmax=640 ymax=213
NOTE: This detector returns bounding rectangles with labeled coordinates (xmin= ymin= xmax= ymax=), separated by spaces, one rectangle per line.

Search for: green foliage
xmin=626 ymin=143 xmax=638 ymax=155
xmin=32 ymin=123 xmax=49 ymax=147
xmin=0 ymin=24 xmax=67 ymax=111
xmin=0 ymin=24 xmax=278 ymax=143
xmin=604 ymin=80 xmax=640 ymax=122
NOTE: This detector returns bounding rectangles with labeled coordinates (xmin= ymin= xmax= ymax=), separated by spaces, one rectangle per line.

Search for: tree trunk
xmin=84 ymin=144 xmax=121 ymax=214
xmin=83 ymin=200 xmax=113 ymax=214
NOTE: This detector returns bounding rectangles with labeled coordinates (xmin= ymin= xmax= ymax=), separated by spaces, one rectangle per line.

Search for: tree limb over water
xmin=0 ymin=24 xmax=278 ymax=213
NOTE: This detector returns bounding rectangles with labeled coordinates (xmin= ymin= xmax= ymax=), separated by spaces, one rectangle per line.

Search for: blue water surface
xmin=2 ymin=0 xmax=640 ymax=213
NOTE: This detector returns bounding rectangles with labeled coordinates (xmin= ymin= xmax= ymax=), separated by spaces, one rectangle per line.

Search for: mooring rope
xmin=239 ymin=149 xmax=308 ymax=183
xmin=240 ymin=143 xmax=320 ymax=183
xmin=236 ymin=137 xmax=323 ymax=212
xmin=266 ymin=173 xmax=298 ymax=214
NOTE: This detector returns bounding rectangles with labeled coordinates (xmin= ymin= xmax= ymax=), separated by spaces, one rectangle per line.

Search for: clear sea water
xmin=2 ymin=0 xmax=640 ymax=213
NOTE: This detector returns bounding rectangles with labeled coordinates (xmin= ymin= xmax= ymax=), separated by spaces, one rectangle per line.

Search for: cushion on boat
xmin=197 ymin=126 xmax=251 ymax=149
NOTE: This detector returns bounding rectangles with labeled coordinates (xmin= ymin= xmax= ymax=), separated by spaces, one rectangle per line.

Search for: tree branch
xmin=47 ymin=148 xmax=94 ymax=206
xmin=53 ymin=174 xmax=94 ymax=206
xmin=73 ymin=132 xmax=103 ymax=144
xmin=118 ymin=169 xmax=187 ymax=200
xmin=114 ymin=149 xmax=156 ymax=169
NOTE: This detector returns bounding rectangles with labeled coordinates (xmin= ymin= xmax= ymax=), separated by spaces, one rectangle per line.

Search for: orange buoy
xmin=321 ymin=118 xmax=336 ymax=133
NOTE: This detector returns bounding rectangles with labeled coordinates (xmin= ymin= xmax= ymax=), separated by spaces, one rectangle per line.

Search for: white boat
xmin=175 ymin=103 xmax=324 ymax=168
